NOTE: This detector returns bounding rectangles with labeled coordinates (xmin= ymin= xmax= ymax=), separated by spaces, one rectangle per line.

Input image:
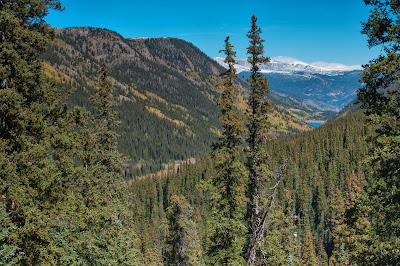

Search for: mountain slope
xmin=331 ymin=79 xmax=400 ymax=121
xmin=43 ymin=27 xmax=311 ymax=176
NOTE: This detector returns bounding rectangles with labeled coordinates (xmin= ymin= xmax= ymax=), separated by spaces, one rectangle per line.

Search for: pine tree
xmin=0 ymin=1 xmax=85 ymax=263
xmin=329 ymin=178 xmax=370 ymax=265
xmin=163 ymin=195 xmax=202 ymax=266
xmin=301 ymin=231 xmax=318 ymax=266
xmin=245 ymin=15 xmax=273 ymax=265
xmin=348 ymin=0 xmax=400 ymax=263
xmin=260 ymin=204 xmax=300 ymax=265
xmin=208 ymin=36 xmax=247 ymax=265
xmin=76 ymin=63 xmax=140 ymax=264
xmin=89 ymin=63 xmax=123 ymax=172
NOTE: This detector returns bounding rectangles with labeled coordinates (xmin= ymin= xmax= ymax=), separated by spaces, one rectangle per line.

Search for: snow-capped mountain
xmin=214 ymin=56 xmax=362 ymax=76
xmin=214 ymin=56 xmax=363 ymax=112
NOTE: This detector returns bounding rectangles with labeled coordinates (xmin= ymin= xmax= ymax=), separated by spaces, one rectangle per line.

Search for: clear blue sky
xmin=47 ymin=0 xmax=381 ymax=65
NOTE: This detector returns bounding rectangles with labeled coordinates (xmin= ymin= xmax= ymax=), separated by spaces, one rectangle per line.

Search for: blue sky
xmin=47 ymin=0 xmax=381 ymax=65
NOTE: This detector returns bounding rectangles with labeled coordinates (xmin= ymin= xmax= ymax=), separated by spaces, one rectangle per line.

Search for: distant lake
xmin=307 ymin=122 xmax=323 ymax=127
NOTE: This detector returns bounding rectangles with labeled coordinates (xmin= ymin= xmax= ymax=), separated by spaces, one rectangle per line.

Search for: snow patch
xmin=213 ymin=56 xmax=362 ymax=75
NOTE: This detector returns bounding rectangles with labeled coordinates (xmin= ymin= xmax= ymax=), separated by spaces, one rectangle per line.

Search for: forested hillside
xmin=128 ymin=110 xmax=371 ymax=264
xmin=42 ymin=27 xmax=311 ymax=176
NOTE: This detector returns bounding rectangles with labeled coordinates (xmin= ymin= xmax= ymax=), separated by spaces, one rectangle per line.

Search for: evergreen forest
xmin=1 ymin=0 xmax=400 ymax=265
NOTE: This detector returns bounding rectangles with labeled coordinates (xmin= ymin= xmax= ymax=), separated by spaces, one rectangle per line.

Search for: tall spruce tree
xmin=208 ymin=36 xmax=247 ymax=265
xmin=76 ymin=63 xmax=140 ymax=264
xmin=89 ymin=63 xmax=123 ymax=172
xmin=163 ymin=195 xmax=202 ymax=266
xmin=344 ymin=0 xmax=400 ymax=264
xmin=0 ymin=1 xmax=84 ymax=263
xmin=245 ymin=15 xmax=273 ymax=265
xmin=260 ymin=204 xmax=300 ymax=265
xmin=1 ymin=2 xmax=141 ymax=263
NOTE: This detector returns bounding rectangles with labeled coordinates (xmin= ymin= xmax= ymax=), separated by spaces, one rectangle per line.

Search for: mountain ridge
xmin=214 ymin=56 xmax=362 ymax=112
xmin=42 ymin=27 xmax=312 ymax=176
xmin=214 ymin=56 xmax=362 ymax=75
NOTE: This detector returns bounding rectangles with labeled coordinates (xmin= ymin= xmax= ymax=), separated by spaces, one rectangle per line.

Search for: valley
xmin=41 ymin=27 xmax=363 ymax=177
xmin=42 ymin=27 xmax=315 ymax=176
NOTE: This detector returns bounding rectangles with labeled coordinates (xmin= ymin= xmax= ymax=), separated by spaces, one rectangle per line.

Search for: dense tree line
xmin=127 ymin=15 xmax=373 ymax=264
xmin=128 ymin=111 xmax=370 ymax=264
xmin=336 ymin=0 xmax=400 ymax=264
xmin=156 ymin=1 xmax=400 ymax=263
xmin=1 ymin=1 xmax=141 ymax=263
xmin=41 ymin=27 xmax=224 ymax=176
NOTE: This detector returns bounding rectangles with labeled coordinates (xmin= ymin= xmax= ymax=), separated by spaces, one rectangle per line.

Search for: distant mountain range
xmin=215 ymin=56 xmax=362 ymax=75
xmin=215 ymin=56 xmax=363 ymax=111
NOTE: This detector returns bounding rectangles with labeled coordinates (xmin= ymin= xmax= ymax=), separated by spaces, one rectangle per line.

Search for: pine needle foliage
xmin=208 ymin=36 xmax=247 ymax=265
xmin=342 ymin=0 xmax=400 ymax=264
xmin=89 ymin=63 xmax=123 ymax=172
xmin=0 ymin=1 xmax=82 ymax=263
xmin=245 ymin=15 xmax=273 ymax=264
xmin=301 ymin=231 xmax=318 ymax=266
xmin=75 ymin=63 xmax=140 ymax=264
xmin=0 ymin=200 xmax=23 ymax=265
xmin=164 ymin=195 xmax=202 ymax=266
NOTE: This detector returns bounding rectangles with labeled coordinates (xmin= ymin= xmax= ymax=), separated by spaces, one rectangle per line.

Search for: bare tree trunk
xmin=246 ymin=160 xmax=288 ymax=266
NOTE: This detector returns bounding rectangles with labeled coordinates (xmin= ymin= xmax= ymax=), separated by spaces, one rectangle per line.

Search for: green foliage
xmin=269 ymin=111 xmax=369 ymax=258
xmin=73 ymin=63 xmax=141 ymax=264
xmin=1 ymin=2 xmax=142 ymax=262
xmin=88 ymin=63 xmax=124 ymax=172
xmin=340 ymin=1 xmax=400 ymax=264
xmin=42 ymin=28 xmax=226 ymax=176
xmin=301 ymin=231 xmax=318 ymax=266
xmin=42 ymin=26 xmax=312 ymax=177
xmin=163 ymin=195 xmax=202 ymax=266
xmin=245 ymin=15 xmax=275 ymax=264
xmin=124 ymin=110 xmax=369 ymax=264
xmin=328 ymin=178 xmax=373 ymax=265
xmin=0 ymin=0 xmax=81 ymax=263
xmin=0 ymin=201 xmax=22 ymax=265
xmin=1 ymin=2 xmax=384 ymax=264
xmin=245 ymin=14 xmax=273 ymax=219
xmin=126 ymin=157 xmax=215 ymax=264
xmin=207 ymin=37 xmax=247 ymax=265
xmin=259 ymin=204 xmax=300 ymax=265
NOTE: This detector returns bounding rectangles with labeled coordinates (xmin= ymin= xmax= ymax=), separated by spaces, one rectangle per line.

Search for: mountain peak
xmin=214 ymin=56 xmax=363 ymax=75
xmin=271 ymin=56 xmax=308 ymax=66
xmin=214 ymin=56 xmax=362 ymax=112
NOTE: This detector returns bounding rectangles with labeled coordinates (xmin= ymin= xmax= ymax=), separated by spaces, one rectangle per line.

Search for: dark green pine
xmin=245 ymin=15 xmax=273 ymax=263
xmin=75 ymin=63 xmax=141 ymax=264
xmin=208 ymin=36 xmax=247 ymax=265
xmin=164 ymin=195 xmax=202 ymax=266
xmin=0 ymin=1 xmax=83 ymax=263
xmin=344 ymin=0 xmax=400 ymax=264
